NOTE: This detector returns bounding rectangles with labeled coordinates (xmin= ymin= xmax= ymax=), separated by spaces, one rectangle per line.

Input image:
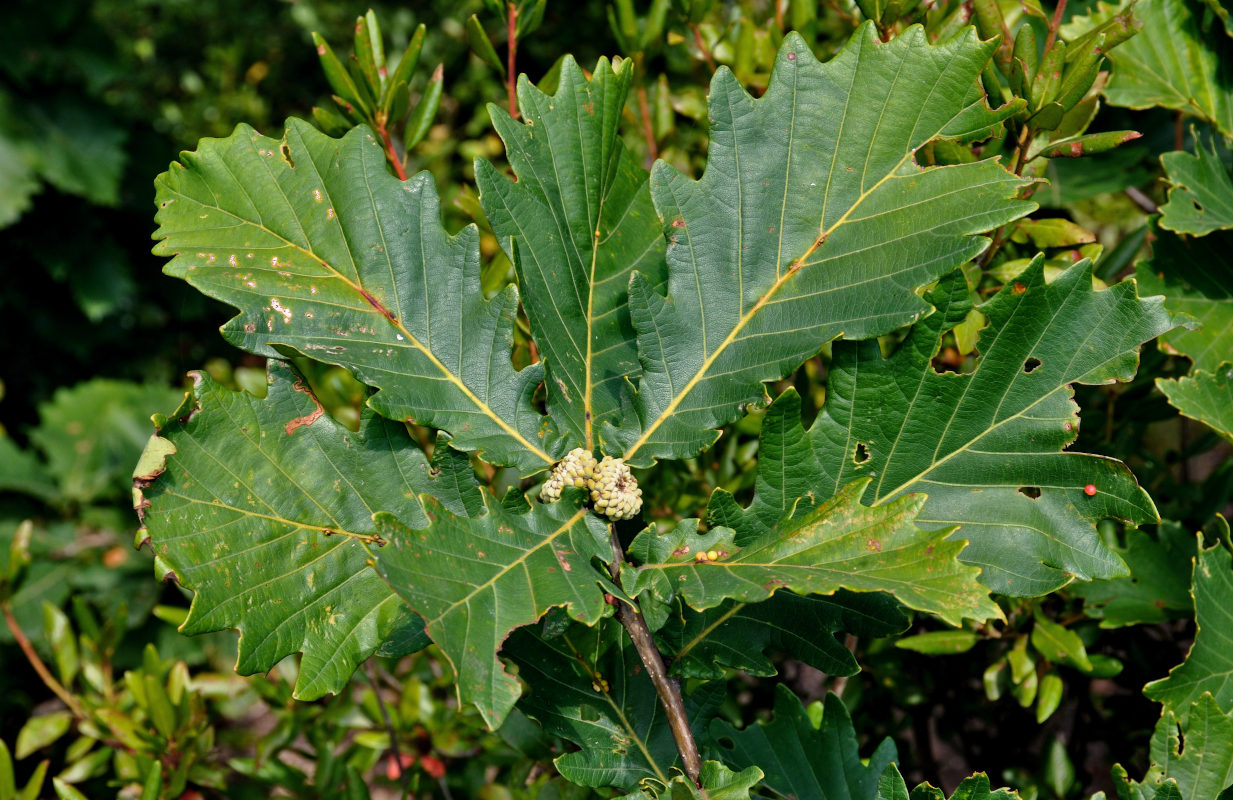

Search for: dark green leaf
xmin=712 ymin=685 xmax=897 ymax=800
xmin=373 ymin=494 xmax=616 ymax=728
xmin=1118 ymin=694 xmax=1233 ymax=799
xmin=603 ymin=26 xmax=1032 ymax=466
xmin=153 ymin=120 xmax=559 ymax=471
xmin=1159 ymin=133 xmax=1233 ymax=237
xmin=1145 ymin=541 xmax=1233 ymax=719
xmin=477 ymin=57 xmax=667 ymax=450
xmin=1157 ymin=367 xmax=1233 ymax=443
xmin=663 ymin=590 xmax=908 ymax=678
xmin=1071 ymin=521 xmax=1196 ymax=628
xmin=137 ymin=362 xmax=477 ymax=699
xmin=807 ymin=262 xmax=1172 ymax=596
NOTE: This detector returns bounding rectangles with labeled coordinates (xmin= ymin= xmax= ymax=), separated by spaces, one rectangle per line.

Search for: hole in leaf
xmin=1018 ymin=486 xmax=1041 ymax=499
xmin=1023 ymin=357 xmax=1042 ymax=373
xmin=717 ymin=737 xmax=736 ymax=750
xmin=279 ymin=142 xmax=295 ymax=168
xmin=853 ymin=442 xmax=871 ymax=465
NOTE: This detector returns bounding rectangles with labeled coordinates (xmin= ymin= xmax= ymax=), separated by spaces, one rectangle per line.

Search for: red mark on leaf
xmin=1012 ymin=282 xmax=1027 ymax=294
xmin=420 ymin=755 xmax=446 ymax=779
xmin=1084 ymin=484 xmax=1097 ymax=496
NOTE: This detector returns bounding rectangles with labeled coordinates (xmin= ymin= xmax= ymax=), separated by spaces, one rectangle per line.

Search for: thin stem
xmin=3 ymin=603 xmax=87 ymax=718
xmin=636 ymin=82 xmax=659 ymax=165
xmin=606 ymin=528 xmax=702 ymax=785
xmin=366 ymin=661 xmax=412 ymax=800
xmin=377 ymin=117 xmax=409 ymax=181
xmin=978 ymin=124 xmax=1034 ymax=269
xmin=1124 ymin=186 xmax=1159 ymax=215
xmin=507 ymin=2 xmax=520 ymax=120
xmin=689 ymin=24 xmax=717 ymax=73
xmin=1043 ymin=0 xmax=1068 ymax=54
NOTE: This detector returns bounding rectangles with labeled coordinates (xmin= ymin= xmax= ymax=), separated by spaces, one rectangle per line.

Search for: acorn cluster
xmin=540 ymin=448 xmax=643 ymax=521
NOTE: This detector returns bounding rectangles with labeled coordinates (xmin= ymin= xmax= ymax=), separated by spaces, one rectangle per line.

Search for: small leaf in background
xmin=1136 ymin=220 xmax=1233 ymax=375
xmin=876 ymin=762 xmax=1021 ymax=799
xmin=1145 ymin=540 xmax=1233 ymax=720
xmin=1158 ymin=132 xmax=1233 ymax=237
xmin=1072 ymin=521 xmax=1196 ymax=627
xmin=712 ymin=686 xmax=897 ymax=800
xmin=15 ymin=712 xmax=73 ymax=760
xmin=1010 ymin=218 xmax=1097 ymax=249
xmin=1104 ymin=0 xmax=1233 ymax=137
xmin=1157 ymin=366 xmax=1233 ymax=443
xmin=1036 ymin=672 xmax=1063 ymax=722
xmin=895 ymin=630 xmax=980 ymax=655
xmin=1031 ymin=611 xmax=1093 ymax=671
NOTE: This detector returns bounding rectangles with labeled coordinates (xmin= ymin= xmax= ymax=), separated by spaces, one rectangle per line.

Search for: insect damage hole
xmin=853 ymin=442 xmax=871 ymax=465
xmin=1023 ymin=357 xmax=1042 ymax=373
xmin=1018 ymin=486 xmax=1042 ymax=499
xmin=280 ymin=142 xmax=295 ymax=168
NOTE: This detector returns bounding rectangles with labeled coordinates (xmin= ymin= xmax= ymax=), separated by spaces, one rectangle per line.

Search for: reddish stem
xmin=507 ymin=2 xmax=520 ymax=120
xmin=1043 ymin=0 xmax=1068 ymax=53
xmin=636 ymin=83 xmax=659 ymax=165
xmin=378 ymin=119 xmax=409 ymax=181
xmin=690 ymin=23 xmax=718 ymax=72
xmin=3 ymin=603 xmax=87 ymax=718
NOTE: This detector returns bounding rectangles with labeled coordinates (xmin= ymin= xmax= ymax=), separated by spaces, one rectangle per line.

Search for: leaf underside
xmin=604 ymin=24 xmax=1034 ymax=466
xmin=153 ymin=120 xmax=559 ymax=473
xmin=136 ymin=362 xmax=454 ymax=700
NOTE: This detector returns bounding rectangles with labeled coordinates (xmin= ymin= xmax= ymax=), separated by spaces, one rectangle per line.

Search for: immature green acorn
xmin=540 ymin=447 xmax=597 ymax=502
xmin=588 ymin=456 xmax=642 ymax=521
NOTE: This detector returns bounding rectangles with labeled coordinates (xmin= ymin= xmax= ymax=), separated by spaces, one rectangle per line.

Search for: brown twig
xmin=1043 ymin=0 xmax=1068 ymax=54
xmin=366 ymin=661 xmax=412 ymax=800
xmin=1124 ymin=186 xmax=1159 ymax=215
xmin=507 ymin=2 xmax=520 ymax=120
xmin=3 ymin=603 xmax=87 ymax=718
xmin=605 ymin=527 xmax=702 ymax=785
xmin=978 ymin=125 xmax=1034 ymax=268
xmin=636 ymin=82 xmax=659 ymax=165
xmin=377 ymin=117 xmax=409 ymax=181
xmin=689 ymin=23 xmax=718 ymax=73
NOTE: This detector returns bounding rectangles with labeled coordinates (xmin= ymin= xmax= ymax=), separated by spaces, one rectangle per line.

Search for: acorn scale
xmin=587 ymin=456 xmax=643 ymax=521
xmin=540 ymin=447 xmax=597 ymax=503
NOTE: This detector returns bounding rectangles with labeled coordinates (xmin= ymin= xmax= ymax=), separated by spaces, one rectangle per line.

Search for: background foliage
xmin=1 ymin=0 xmax=1231 ymax=798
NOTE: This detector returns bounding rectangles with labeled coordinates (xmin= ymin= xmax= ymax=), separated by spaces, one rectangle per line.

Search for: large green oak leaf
xmin=603 ymin=25 xmax=1033 ymax=466
xmin=153 ymin=120 xmax=559 ymax=473
xmin=806 ymin=262 xmax=1173 ymax=595
xmin=477 ymin=57 xmax=668 ymax=452
xmin=134 ymin=362 xmax=469 ymax=700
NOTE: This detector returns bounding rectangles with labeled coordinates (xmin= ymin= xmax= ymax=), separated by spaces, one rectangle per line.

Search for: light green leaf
xmin=1104 ymin=0 xmax=1233 ymax=137
xmin=153 ymin=120 xmax=559 ymax=472
xmin=628 ymin=478 xmax=1000 ymax=627
xmin=1031 ymin=611 xmax=1093 ymax=671
xmin=1159 ymin=133 xmax=1233 ymax=237
xmin=1117 ymin=694 xmax=1233 ymax=800
xmin=1145 ymin=540 xmax=1233 ymax=720
xmin=505 ymin=622 xmax=721 ymax=791
xmin=618 ymin=762 xmax=764 ymax=800
xmin=604 ymin=25 xmax=1033 ymax=466
xmin=1071 ymin=521 xmax=1195 ymax=628
xmin=712 ymin=686 xmax=897 ymax=800
xmin=15 ymin=712 xmax=73 ymax=760
xmin=895 ymin=630 xmax=979 ymax=655
xmin=808 ymin=262 xmax=1172 ymax=596
xmin=478 ymin=57 xmax=667 ymax=451
xmin=1136 ymin=221 xmax=1233 ymax=374
xmin=137 ymin=362 xmax=475 ymax=700
xmin=30 ymin=380 xmax=183 ymax=505
xmin=662 ymin=590 xmax=908 ymax=679
xmin=372 ymin=493 xmax=616 ymax=728
xmin=1157 ymin=366 xmax=1233 ymax=443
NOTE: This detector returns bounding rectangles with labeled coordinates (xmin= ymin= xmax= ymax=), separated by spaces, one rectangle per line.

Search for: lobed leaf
xmin=1136 ymin=221 xmax=1232 ymax=374
xmin=1157 ymin=367 xmax=1233 ymax=443
xmin=807 ymin=262 xmax=1172 ymax=595
xmin=1071 ymin=521 xmax=1195 ymax=628
xmin=603 ymin=25 xmax=1034 ymax=466
xmin=135 ymin=362 xmax=469 ymax=700
xmin=1159 ymin=134 xmax=1233 ymax=237
xmin=1145 ymin=540 xmax=1233 ymax=720
xmin=372 ymin=491 xmax=616 ymax=728
xmin=627 ymin=478 xmax=1000 ymax=626
xmin=1104 ymin=0 xmax=1233 ymax=137
xmin=505 ymin=622 xmax=722 ymax=791
xmin=712 ymin=685 xmax=897 ymax=800
xmin=153 ymin=120 xmax=559 ymax=472
xmin=478 ymin=57 xmax=668 ymax=451
xmin=877 ymin=763 xmax=1021 ymax=799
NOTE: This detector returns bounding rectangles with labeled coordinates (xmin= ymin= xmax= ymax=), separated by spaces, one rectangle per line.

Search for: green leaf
xmin=603 ymin=26 xmax=1033 ymax=466
xmin=1159 ymin=133 xmax=1233 ymax=237
xmin=1118 ymin=694 xmax=1233 ymax=800
xmin=1135 ymin=220 xmax=1233 ymax=374
xmin=29 ymin=380 xmax=183 ymax=505
xmin=1031 ymin=611 xmax=1093 ymax=671
xmin=663 ymin=590 xmax=908 ymax=679
xmin=372 ymin=494 xmax=616 ymax=728
xmin=152 ymin=120 xmax=559 ymax=472
xmin=1157 ymin=366 xmax=1233 ymax=443
xmin=712 ymin=685 xmax=897 ymax=800
xmin=0 ymin=436 xmax=57 ymax=504
xmin=466 ymin=14 xmax=506 ymax=76
xmin=1145 ymin=540 xmax=1233 ymax=720
xmin=477 ymin=57 xmax=667 ymax=450
xmin=52 ymin=778 xmax=89 ymax=800
xmin=628 ymin=478 xmax=1000 ymax=627
xmin=895 ymin=630 xmax=979 ymax=655
xmin=877 ymin=762 xmax=1022 ymax=799
xmin=807 ymin=262 xmax=1172 ymax=596
xmin=1071 ymin=521 xmax=1196 ymax=628
xmin=505 ymin=622 xmax=721 ymax=790
xmin=137 ymin=362 xmax=476 ymax=700
xmin=1104 ymin=0 xmax=1233 ymax=137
